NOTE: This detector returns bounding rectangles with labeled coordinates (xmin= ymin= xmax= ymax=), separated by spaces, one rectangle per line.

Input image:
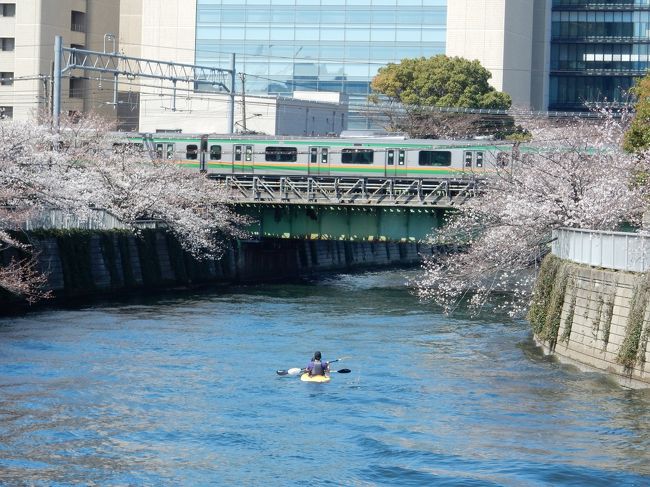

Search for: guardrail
xmin=2 ymin=208 xmax=164 ymax=231
xmin=212 ymin=174 xmax=481 ymax=207
xmin=552 ymin=227 xmax=650 ymax=272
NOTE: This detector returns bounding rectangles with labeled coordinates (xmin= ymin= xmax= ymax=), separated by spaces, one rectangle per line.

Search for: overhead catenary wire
xmin=0 ymin=69 xmax=630 ymax=129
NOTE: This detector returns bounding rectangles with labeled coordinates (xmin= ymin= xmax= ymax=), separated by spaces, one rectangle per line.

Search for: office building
xmin=0 ymin=0 xmax=120 ymax=121
xmin=549 ymin=0 xmax=650 ymax=111
xmin=193 ymin=0 xmax=446 ymax=128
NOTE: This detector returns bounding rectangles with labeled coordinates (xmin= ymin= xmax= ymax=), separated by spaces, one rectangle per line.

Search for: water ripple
xmin=0 ymin=270 xmax=649 ymax=485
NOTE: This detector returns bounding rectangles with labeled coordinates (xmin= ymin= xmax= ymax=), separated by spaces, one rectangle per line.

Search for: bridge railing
xmin=1 ymin=207 xmax=163 ymax=231
xmin=552 ymin=227 xmax=650 ymax=272
xmin=214 ymin=174 xmax=480 ymax=208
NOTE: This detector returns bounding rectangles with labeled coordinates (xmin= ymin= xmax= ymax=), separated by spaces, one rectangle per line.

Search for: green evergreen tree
xmin=624 ymin=74 xmax=650 ymax=153
xmin=369 ymin=55 xmax=513 ymax=139
xmin=370 ymin=55 xmax=511 ymax=109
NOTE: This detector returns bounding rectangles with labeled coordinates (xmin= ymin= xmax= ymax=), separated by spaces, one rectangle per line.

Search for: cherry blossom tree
xmin=0 ymin=114 xmax=249 ymax=303
xmin=416 ymin=112 xmax=649 ymax=315
xmin=0 ymin=119 xmax=80 ymax=302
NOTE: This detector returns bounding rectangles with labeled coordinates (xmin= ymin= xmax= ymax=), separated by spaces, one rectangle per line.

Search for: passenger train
xmin=123 ymin=133 xmax=514 ymax=178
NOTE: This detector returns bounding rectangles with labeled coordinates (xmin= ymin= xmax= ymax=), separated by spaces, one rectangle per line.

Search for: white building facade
xmin=446 ymin=0 xmax=550 ymax=111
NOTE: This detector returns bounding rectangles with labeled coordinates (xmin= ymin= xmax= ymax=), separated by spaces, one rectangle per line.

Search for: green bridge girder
xmin=236 ymin=204 xmax=449 ymax=242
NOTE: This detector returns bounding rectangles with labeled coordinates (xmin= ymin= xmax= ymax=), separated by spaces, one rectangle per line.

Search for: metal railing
xmin=552 ymin=227 xmax=650 ymax=272
xmin=213 ymin=174 xmax=480 ymax=207
xmin=2 ymin=208 xmax=163 ymax=231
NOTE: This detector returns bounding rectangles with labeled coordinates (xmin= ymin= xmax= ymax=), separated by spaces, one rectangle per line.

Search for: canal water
xmin=0 ymin=270 xmax=649 ymax=486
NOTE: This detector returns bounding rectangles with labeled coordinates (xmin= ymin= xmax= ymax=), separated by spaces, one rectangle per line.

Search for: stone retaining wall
xmin=532 ymin=256 xmax=650 ymax=389
xmin=1 ymin=230 xmax=432 ymax=307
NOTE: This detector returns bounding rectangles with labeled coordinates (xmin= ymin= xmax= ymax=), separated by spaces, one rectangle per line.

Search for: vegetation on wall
xmin=560 ymin=284 xmax=577 ymax=344
xmin=592 ymin=294 xmax=604 ymax=339
xmin=617 ymin=274 xmax=650 ymax=370
xmin=528 ymin=254 xmax=570 ymax=350
xmin=601 ymin=291 xmax=616 ymax=351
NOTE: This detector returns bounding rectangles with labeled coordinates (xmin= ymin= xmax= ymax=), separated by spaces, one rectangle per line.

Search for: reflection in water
xmin=0 ymin=270 xmax=648 ymax=485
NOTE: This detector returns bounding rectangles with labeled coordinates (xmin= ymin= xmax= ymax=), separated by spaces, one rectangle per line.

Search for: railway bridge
xmin=215 ymin=174 xmax=481 ymax=242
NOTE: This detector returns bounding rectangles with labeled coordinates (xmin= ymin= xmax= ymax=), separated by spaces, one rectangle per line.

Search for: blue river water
xmin=0 ymin=270 xmax=649 ymax=486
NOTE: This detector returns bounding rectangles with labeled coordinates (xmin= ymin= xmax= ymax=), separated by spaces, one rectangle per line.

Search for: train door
xmin=155 ymin=142 xmax=175 ymax=160
xmin=385 ymin=148 xmax=407 ymax=177
xmin=233 ymin=144 xmax=254 ymax=173
xmin=308 ymin=146 xmax=330 ymax=176
xmin=463 ymin=150 xmax=484 ymax=173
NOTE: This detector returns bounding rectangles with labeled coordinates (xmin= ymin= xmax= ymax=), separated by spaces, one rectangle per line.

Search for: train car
xmin=125 ymin=133 xmax=515 ymax=179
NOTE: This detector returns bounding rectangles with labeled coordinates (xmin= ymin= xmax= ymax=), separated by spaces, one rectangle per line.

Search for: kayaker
xmin=306 ymin=351 xmax=329 ymax=377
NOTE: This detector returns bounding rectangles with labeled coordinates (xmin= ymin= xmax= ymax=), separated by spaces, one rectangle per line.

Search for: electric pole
xmin=239 ymin=73 xmax=247 ymax=133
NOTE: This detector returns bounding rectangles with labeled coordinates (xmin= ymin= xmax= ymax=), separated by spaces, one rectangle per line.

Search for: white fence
xmin=22 ymin=209 xmax=130 ymax=231
xmin=552 ymin=227 xmax=650 ymax=272
xmin=2 ymin=208 xmax=163 ymax=231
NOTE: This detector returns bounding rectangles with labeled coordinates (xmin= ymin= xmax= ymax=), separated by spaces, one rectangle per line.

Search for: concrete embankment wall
xmin=1 ymin=229 xmax=431 ymax=306
xmin=530 ymin=255 xmax=650 ymax=389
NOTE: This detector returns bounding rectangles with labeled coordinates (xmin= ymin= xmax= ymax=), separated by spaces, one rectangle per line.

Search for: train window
xmin=398 ymin=150 xmax=405 ymax=165
xmin=342 ymin=148 xmax=374 ymax=164
xmin=156 ymin=143 xmax=163 ymax=158
xmin=310 ymin=148 xmax=318 ymax=164
xmin=245 ymin=145 xmax=253 ymax=162
xmin=265 ymin=146 xmax=297 ymax=162
xmin=234 ymin=146 xmax=242 ymax=161
xmin=476 ymin=152 xmax=483 ymax=168
xmin=321 ymin=148 xmax=328 ymax=163
xmin=186 ymin=144 xmax=198 ymax=160
xmin=419 ymin=151 xmax=451 ymax=166
xmin=210 ymin=145 xmax=222 ymax=160
xmin=464 ymin=151 xmax=473 ymax=167
xmin=387 ymin=150 xmax=395 ymax=166
xmin=167 ymin=144 xmax=174 ymax=159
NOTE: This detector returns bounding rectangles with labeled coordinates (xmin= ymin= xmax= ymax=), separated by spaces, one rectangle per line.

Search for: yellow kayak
xmin=300 ymin=373 xmax=331 ymax=383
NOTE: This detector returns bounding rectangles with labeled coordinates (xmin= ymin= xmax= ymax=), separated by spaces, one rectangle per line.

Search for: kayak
xmin=300 ymin=373 xmax=331 ymax=383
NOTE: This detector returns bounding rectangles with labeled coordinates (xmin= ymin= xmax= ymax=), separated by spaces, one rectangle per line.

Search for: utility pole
xmin=227 ymin=53 xmax=236 ymax=134
xmin=49 ymin=63 xmax=54 ymax=115
xmin=239 ymin=72 xmax=246 ymax=132
xmin=53 ymin=35 xmax=62 ymax=130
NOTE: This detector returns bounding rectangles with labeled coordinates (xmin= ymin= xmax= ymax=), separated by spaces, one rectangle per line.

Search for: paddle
xmin=276 ymin=367 xmax=352 ymax=376
xmin=276 ymin=358 xmax=349 ymax=376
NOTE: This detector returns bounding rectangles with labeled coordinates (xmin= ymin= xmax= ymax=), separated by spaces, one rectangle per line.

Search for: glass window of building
xmin=550 ymin=0 xmax=650 ymax=111
xmin=195 ymin=0 xmax=447 ymax=128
